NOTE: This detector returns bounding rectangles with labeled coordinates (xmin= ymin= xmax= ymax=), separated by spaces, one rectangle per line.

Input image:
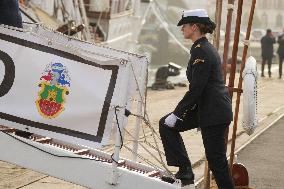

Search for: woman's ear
xmin=192 ymin=24 xmax=198 ymax=32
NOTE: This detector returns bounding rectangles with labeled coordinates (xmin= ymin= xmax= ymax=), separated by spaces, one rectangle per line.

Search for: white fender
xmin=242 ymin=56 xmax=258 ymax=135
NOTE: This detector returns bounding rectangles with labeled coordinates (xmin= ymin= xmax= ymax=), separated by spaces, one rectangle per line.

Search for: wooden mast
xmin=228 ymin=0 xmax=244 ymax=99
xmin=229 ymin=0 xmax=257 ymax=171
xmin=213 ymin=0 xmax=223 ymax=50
xmin=222 ymin=0 xmax=235 ymax=82
xmin=203 ymin=1 xmax=223 ymax=188
xmin=204 ymin=0 xmax=257 ymax=187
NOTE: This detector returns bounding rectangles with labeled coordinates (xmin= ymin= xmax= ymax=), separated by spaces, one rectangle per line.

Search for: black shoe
xmin=261 ymin=74 xmax=265 ymax=77
xmin=180 ymin=178 xmax=194 ymax=186
xmin=161 ymin=176 xmax=175 ymax=184
xmin=279 ymin=76 xmax=282 ymax=79
xmin=175 ymin=166 xmax=194 ymax=186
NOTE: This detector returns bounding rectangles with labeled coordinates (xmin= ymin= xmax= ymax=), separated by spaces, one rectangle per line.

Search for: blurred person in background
xmin=260 ymin=29 xmax=276 ymax=77
xmin=277 ymin=29 xmax=284 ymax=79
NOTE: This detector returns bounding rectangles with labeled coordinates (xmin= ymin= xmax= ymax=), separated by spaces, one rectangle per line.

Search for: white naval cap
xmin=177 ymin=8 xmax=215 ymax=31
xmin=183 ymin=9 xmax=209 ymax=18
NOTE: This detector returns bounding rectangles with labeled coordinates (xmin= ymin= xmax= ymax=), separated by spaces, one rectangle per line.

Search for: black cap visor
xmin=177 ymin=16 xmax=214 ymax=26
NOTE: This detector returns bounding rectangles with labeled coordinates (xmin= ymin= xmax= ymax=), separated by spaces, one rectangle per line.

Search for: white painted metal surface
xmin=0 ymin=25 xmax=128 ymax=148
xmin=0 ymin=132 xmax=182 ymax=189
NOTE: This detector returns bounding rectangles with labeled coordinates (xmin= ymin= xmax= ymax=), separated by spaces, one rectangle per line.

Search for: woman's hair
xmin=191 ymin=23 xmax=216 ymax=34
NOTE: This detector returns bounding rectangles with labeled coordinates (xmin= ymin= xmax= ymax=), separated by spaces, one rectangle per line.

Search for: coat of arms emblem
xmin=36 ymin=63 xmax=71 ymax=119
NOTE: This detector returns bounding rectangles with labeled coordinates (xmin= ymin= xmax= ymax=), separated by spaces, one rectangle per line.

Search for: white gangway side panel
xmin=0 ymin=24 xmax=129 ymax=149
xmin=0 ymin=132 xmax=182 ymax=189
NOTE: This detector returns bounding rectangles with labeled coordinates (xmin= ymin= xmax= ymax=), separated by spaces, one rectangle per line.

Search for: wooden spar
xmin=222 ymin=0 xmax=236 ymax=161
xmin=228 ymin=0 xmax=244 ymax=99
xmin=229 ymin=0 xmax=257 ymax=171
xmin=222 ymin=0 xmax=235 ymax=82
xmin=78 ymin=0 xmax=92 ymax=41
xmin=203 ymin=162 xmax=211 ymax=189
xmin=213 ymin=0 xmax=223 ymax=50
xmin=223 ymin=0 xmax=243 ymax=168
xmin=203 ymin=1 xmax=223 ymax=188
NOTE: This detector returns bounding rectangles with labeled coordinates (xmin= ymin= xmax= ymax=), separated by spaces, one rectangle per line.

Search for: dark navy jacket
xmin=173 ymin=37 xmax=233 ymax=128
xmin=261 ymin=35 xmax=276 ymax=59
xmin=0 ymin=0 xmax=23 ymax=28
xmin=277 ymin=34 xmax=284 ymax=56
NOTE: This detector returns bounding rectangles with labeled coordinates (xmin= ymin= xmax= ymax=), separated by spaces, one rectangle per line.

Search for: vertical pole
xmin=223 ymin=0 xmax=236 ymax=155
xmin=222 ymin=0 xmax=235 ymax=83
xmin=110 ymin=110 xmax=125 ymax=184
xmin=131 ymin=99 xmax=142 ymax=161
xmin=229 ymin=0 xmax=257 ymax=171
xmin=133 ymin=0 xmax=141 ymax=17
xmin=78 ymin=0 xmax=91 ymax=41
xmin=213 ymin=0 xmax=223 ymax=50
xmin=224 ymin=0 xmax=243 ymax=173
xmin=204 ymin=1 xmax=223 ymax=188
xmin=203 ymin=162 xmax=211 ymax=189
xmin=132 ymin=62 xmax=148 ymax=161
xmin=228 ymin=0 xmax=243 ymax=99
xmin=109 ymin=62 xmax=131 ymax=185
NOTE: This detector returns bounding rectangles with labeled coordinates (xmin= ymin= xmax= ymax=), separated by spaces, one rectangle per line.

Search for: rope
xmin=129 ymin=64 xmax=171 ymax=171
xmin=227 ymin=3 xmax=235 ymax=10
xmin=140 ymin=1 xmax=152 ymax=26
xmin=123 ymin=145 xmax=168 ymax=172
xmin=129 ymin=64 xmax=192 ymax=178
xmin=123 ymin=128 xmax=173 ymax=175
xmin=149 ymin=1 xmax=190 ymax=54
xmin=242 ymin=39 xmax=250 ymax=46
xmin=130 ymin=65 xmax=161 ymax=139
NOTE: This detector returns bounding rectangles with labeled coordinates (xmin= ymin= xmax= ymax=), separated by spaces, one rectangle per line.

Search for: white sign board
xmin=0 ymin=25 xmax=132 ymax=148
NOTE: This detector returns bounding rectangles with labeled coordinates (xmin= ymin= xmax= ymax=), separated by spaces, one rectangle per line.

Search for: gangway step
xmin=35 ymin=137 xmax=52 ymax=143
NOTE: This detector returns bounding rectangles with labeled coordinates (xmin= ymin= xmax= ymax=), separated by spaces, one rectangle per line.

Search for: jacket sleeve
xmin=173 ymin=49 xmax=211 ymax=117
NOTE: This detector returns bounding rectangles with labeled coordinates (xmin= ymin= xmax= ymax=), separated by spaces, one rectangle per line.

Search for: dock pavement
xmin=236 ymin=113 xmax=284 ymax=189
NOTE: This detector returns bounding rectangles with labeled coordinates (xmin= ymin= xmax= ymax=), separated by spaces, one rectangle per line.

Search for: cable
xmin=128 ymin=65 xmax=196 ymax=176
xmin=114 ymin=106 xmax=123 ymax=149
xmin=110 ymin=106 xmax=124 ymax=164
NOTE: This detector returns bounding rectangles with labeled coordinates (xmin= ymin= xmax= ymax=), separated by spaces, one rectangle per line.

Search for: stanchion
xmin=203 ymin=0 xmax=223 ymax=188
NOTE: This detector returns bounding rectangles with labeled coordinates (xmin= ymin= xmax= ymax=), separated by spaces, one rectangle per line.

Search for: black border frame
xmin=0 ymin=32 xmax=119 ymax=143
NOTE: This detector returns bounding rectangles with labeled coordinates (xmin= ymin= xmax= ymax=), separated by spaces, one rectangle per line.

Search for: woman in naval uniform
xmin=159 ymin=9 xmax=235 ymax=189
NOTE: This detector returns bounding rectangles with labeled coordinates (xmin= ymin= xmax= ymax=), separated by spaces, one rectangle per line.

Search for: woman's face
xmin=181 ymin=23 xmax=197 ymax=39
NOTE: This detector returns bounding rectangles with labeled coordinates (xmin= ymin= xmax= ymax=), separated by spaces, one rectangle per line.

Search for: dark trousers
xmin=261 ymin=57 xmax=272 ymax=77
xmin=0 ymin=0 xmax=23 ymax=28
xmin=159 ymin=114 xmax=196 ymax=167
xmin=159 ymin=114 xmax=235 ymax=189
xmin=201 ymin=125 xmax=235 ymax=189
xmin=279 ymin=54 xmax=284 ymax=77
